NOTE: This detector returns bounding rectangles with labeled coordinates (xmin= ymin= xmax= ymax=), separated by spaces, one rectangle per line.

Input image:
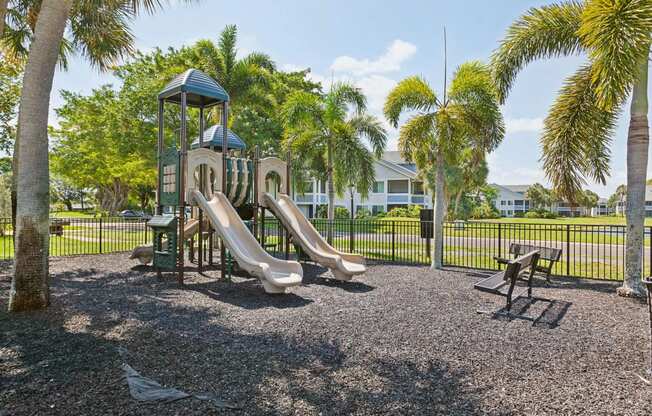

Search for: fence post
xmin=497 ymin=223 xmax=502 ymax=269
xmin=99 ymin=218 xmax=103 ymax=254
xmin=566 ymin=224 xmax=571 ymax=276
xmin=391 ymin=221 xmax=396 ymax=262
xmin=643 ymin=227 xmax=652 ymax=276
xmin=349 ymin=219 xmax=354 ymax=253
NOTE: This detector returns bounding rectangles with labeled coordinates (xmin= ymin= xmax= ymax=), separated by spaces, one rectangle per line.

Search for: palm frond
xmin=383 ymin=76 xmax=437 ymax=127
xmin=327 ymin=81 xmax=367 ymax=120
xmin=70 ymin=1 xmax=136 ymax=70
xmin=448 ymin=61 xmax=505 ymax=152
xmin=348 ymin=114 xmax=387 ymax=158
xmin=218 ymin=24 xmax=238 ymax=76
xmin=579 ymin=0 xmax=652 ymax=109
xmin=397 ymin=113 xmax=436 ymax=163
xmin=333 ymin=125 xmax=376 ymax=198
xmin=490 ymin=1 xmax=584 ymax=103
xmin=541 ymin=65 xmax=618 ymax=201
xmin=241 ymin=51 xmax=276 ymax=72
xmin=280 ymin=91 xmax=324 ymax=129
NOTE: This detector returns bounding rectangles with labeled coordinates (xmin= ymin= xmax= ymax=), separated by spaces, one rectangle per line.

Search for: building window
xmin=412 ymin=181 xmax=424 ymax=195
xmin=372 ymin=181 xmax=384 ymax=194
xmin=387 ymin=180 xmax=409 ymax=194
xmin=355 ymin=205 xmax=367 ymax=213
xmin=500 ymin=200 xmax=506 ymax=206
xmin=514 ymin=200 xmax=523 ymax=206
xmin=372 ymin=205 xmax=384 ymax=215
xmin=302 ymin=181 xmax=314 ymax=194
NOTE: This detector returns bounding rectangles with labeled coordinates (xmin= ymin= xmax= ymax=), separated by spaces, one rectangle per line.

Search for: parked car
xmin=119 ymin=210 xmax=152 ymax=220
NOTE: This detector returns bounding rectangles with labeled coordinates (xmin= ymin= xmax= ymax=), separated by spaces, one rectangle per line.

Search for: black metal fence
xmin=1 ymin=217 xmax=648 ymax=281
xmin=0 ymin=217 xmax=149 ymax=260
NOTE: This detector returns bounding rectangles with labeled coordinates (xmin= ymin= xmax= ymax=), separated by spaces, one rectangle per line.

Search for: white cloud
xmin=282 ymin=39 xmax=417 ymax=151
xmin=505 ymin=117 xmax=544 ymax=134
xmin=330 ymin=39 xmax=417 ymax=76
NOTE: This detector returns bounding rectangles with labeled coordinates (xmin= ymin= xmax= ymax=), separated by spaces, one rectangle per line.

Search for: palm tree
xmin=384 ymin=61 xmax=504 ymax=269
xmin=491 ymin=0 xmax=651 ymax=296
xmin=446 ymin=148 xmax=489 ymax=219
xmin=7 ymin=0 xmax=189 ymax=312
xmin=182 ymin=25 xmax=276 ymax=114
xmin=281 ymin=82 xmax=387 ymax=241
xmin=0 ymin=0 xmax=7 ymax=36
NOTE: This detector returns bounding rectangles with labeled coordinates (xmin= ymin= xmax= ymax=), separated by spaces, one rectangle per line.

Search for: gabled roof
xmin=191 ymin=125 xmax=246 ymax=150
xmin=377 ymin=159 xmax=417 ymax=179
xmin=158 ymin=69 xmax=229 ymax=107
xmin=491 ymin=184 xmax=531 ymax=194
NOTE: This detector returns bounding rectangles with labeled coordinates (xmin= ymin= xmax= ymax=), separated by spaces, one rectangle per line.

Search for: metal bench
xmin=475 ymin=250 xmax=540 ymax=313
xmin=494 ymin=243 xmax=561 ymax=283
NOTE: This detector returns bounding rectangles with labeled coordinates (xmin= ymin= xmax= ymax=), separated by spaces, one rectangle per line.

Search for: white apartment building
xmin=292 ymin=151 xmax=432 ymax=218
xmin=491 ymin=184 xmax=531 ymax=217
xmin=491 ymin=184 xmax=606 ymax=217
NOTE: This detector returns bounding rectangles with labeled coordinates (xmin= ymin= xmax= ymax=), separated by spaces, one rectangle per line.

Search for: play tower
xmin=145 ymin=69 xmax=366 ymax=294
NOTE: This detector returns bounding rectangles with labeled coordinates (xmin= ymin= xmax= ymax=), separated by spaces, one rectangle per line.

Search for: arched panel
xmin=186 ymin=148 xmax=222 ymax=203
xmin=258 ymin=157 xmax=287 ymax=207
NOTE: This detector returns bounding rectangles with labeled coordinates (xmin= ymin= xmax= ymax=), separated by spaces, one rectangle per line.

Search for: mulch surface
xmin=1 ymin=253 xmax=651 ymax=415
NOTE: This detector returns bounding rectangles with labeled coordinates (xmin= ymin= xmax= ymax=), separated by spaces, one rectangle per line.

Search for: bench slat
xmin=474 ymin=271 xmax=508 ymax=293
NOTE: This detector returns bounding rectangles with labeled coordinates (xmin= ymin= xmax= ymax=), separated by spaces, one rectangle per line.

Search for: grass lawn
xmin=474 ymin=216 xmax=652 ymax=226
xmin=50 ymin=211 xmax=98 ymax=218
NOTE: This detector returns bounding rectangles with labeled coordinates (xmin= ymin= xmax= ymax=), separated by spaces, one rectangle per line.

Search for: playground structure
xmin=139 ymin=68 xmax=366 ymax=293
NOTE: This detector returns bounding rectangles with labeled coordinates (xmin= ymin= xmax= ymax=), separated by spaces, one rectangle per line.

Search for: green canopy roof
xmin=158 ymin=69 xmax=229 ymax=107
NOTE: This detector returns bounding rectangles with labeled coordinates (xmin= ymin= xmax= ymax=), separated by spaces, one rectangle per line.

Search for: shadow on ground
xmin=0 ymin=263 xmax=485 ymax=415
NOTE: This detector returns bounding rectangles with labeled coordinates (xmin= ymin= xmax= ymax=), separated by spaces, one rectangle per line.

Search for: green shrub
xmin=524 ymin=209 xmax=557 ymax=219
xmin=386 ymin=207 xmax=409 ymax=217
xmin=315 ymin=205 xmax=351 ymax=219
xmin=524 ymin=211 xmax=541 ymax=218
xmin=355 ymin=208 xmax=371 ymax=219
xmin=334 ymin=206 xmax=350 ymax=219
xmin=386 ymin=205 xmax=422 ymax=219
xmin=470 ymin=203 xmax=499 ymax=219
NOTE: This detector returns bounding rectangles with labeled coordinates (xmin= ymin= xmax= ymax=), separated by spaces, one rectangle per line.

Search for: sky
xmin=48 ymin=0 xmax=652 ymax=199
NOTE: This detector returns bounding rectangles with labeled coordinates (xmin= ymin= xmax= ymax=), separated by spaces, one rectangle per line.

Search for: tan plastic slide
xmin=130 ymin=218 xmax=202 ymax=265
xmin=193 ymin=190 xmax=303 ymax=294
xmin=263 ymin=193 xmax=366 ymax=281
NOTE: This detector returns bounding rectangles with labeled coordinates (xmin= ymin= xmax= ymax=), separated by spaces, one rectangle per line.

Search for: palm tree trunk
xmin=0 ymin=0 xmax=8 ymax=37
xmin=431 ymin=151 xmax=445 ymax=269
xmin=326 ymin=138 xmax=334 ymax=244
xmin=453 ymin=189 xmax=462 ymax=219
xmin=8 ymin=0 xmax=72 ymax=312
xmin=619 ymin=50 xmax=649 ymax=298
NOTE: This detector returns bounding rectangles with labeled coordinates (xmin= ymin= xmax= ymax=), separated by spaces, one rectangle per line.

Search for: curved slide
xmin=193 ymin=190 xmax=303 ymax=294
xmin=263 ymin=193 xmax=366 ymax=281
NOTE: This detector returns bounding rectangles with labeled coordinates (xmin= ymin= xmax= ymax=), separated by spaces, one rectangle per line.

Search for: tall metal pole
xmin=156 ymin=100 xmax=164 ymax=215
xmin=177 ymin=92 xmax=188 ymax=285
xmin=198 ymin=105 xmax=204 ymax=272
xmin=220 ymin=101 xmax=228 ymax=279
xmin=253 ymin=145 xmax=260 ymax=242
xmin=285 ymin=149 xmax=291 ymax=259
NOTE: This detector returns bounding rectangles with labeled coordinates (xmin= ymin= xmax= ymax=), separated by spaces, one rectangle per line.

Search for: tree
xmin=607 ymin=184 xmax=626 ymax=212
xmin=175 ymin=25 xmax=276 ymax=119
xmin=580 ymin=189 xmax=599 ymax=211
xmin=491 ymin=0 xmax=651 ymax=296
xmin=446 ymin=148 xmax=489 ymax=219
xmin=0 ymin=57 xmax=21 ymax=154
xmin=52 ymin=87 xmax=155 ymax=214
xmin=50 ymin=176 xmax=82 ymax=211
xmin=8 ymin=0 xmax=191 ymax=312
xmin=281 ymin=82 xmax=387 ymax=241
xmin=384 ymin=61 xmax=504 ymax=268
xmin=526 ymin=183 xmax=553 ymax=210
